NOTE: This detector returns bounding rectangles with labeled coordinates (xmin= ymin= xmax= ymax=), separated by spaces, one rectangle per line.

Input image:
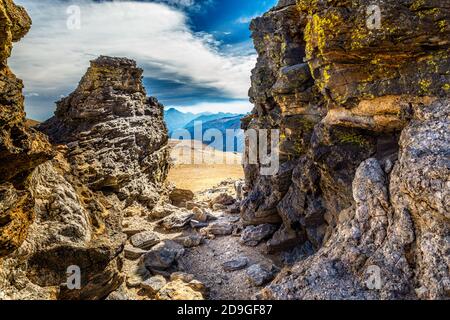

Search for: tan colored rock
xmin=169 ymin=188 xmax=194 ymax=207
xmin=170 ymin=272 xmax=195 ymax=283
xmin=156 ymin=280 xmax=204 ymax=300
xmin=192 ymin=207 xmax=208 ymax=222
xmin=0 ymin=0 xmax=53 ymax=257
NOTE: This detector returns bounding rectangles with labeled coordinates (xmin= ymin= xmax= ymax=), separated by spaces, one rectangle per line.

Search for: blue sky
xmin=10 ymin=0 xmax=277 ymax=120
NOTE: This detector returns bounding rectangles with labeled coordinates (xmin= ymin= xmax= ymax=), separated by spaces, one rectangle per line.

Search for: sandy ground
xmin=167 ymin=139 xmax=244 ymax=192
xmin=179 ymin=234 xmax=275 ymax=300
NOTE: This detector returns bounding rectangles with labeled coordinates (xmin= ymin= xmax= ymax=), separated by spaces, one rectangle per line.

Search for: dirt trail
xmin=180 ymin=234 xmax=274 ymax=300
xmin=118 ymin=179 xmax=280 ymax=300
xmin=177 ymin=182 xmax=279 ymax=300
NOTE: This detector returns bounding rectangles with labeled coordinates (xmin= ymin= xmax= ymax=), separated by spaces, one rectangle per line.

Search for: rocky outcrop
xmin=0 ymin=0 xmax=53 ymax=258
xmin=39 ymin=56 xmax=170 ymax=209
xmin=0 ymin=1 xmax=171 ymax=298
xmin=243 ymin=0 xmax=449 ymax=299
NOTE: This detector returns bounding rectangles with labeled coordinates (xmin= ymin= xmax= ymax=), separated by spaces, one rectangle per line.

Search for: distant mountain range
xmin=164 ymin=108 xmax=201 ymax=134
xmin=164 ymin=108 xmax=245 ymax=152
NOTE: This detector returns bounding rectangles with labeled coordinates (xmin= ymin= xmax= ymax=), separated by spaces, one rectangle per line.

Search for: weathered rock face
xmin=39 ymin=56 xmax=170 ymax=209
xmin=0 ymin=0 xmax=53 ymax=258
xmin=1 ymin=2 xmax=171 ymax=298
xmin=243 ymin=0 xmax=449 ymax=299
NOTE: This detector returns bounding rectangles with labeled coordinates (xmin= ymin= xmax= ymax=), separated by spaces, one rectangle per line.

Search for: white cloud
xmin=24 ymin=92 xmax=39 ymax=97
xmin=153 ymin=0 xmax=213 ymax=12
xmin=10 ymin=0 xmax=255 ymax=101
xmin=169 ymin=100 xmax=253 ymax=114
xmin=235 ymin=13 xmax=260 ymax=24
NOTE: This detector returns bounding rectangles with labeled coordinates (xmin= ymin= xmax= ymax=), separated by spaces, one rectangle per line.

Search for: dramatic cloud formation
xmin=11 ymin=0 xmax=258 ymax=119
xmin=152 ymin=0 xmax=214 ymax=12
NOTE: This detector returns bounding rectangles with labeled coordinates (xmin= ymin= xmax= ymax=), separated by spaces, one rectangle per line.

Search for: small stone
xmin=240 ymin=224 xmax=278 ymax=247
xmin=156 ymin=280 xmax=204 ymax=300
xmin=140 ymin=240 xmax=185 ymax=271
xmin=124 ymin=245 xmax=147 ymax=260
xmin=186 ymin=201 xmax=200 ymax=210
xmin=170 ymin=272 xmax=195 ymax=283
xmin=106 ymin=288 xmax=131 ymax=300
xmin=126 ymin=264 xmax=149 ymax=288
xmin=141 ymin=275 xmax=167 ymax=295
xmin=159 ymin=212 xmax=194 ymax=230
xmin=246 ymin=264 xmax=276 ymax=287
xmin=212 ymin=203 xmax=227 ymax=211
xmin=130 ymin=231 xmax=160 ymax=250
xmin=173 ymin=234 xmax=203 ymax=248
xmin=187 ymin=280 xmax=206 ymax=293
xmin=190 ymin=220 xmax=209 ymax=229
xmin=225 ymin=203 xmax=241 ymax=214
xmin=203 ymin=221 xmax=233 ymax=236
xmin=228 ymin=216 xmax=241 ymax=223
xmin=150 ymin=205 xmax=176 ymax=219
xmin=211 ymin=193 xmax=235 ymax=206
xmin=170 ymin=188 xmax=194 ymax=207
xmin=192 ymin=207 xmax=208 ymax=222
xmin=123 ymin=228 xmax=146 ymax=238
xmin=222 ymin=257 xmax=249 ymax=272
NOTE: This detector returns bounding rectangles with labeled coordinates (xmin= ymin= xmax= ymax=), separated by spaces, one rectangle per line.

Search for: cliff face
xmin=0 ymin=0 xmax=53 ymax=258
xmin=243 ymin=0 xmax=449 ymax=299
xmin=0 ymin=1 xmax=170 ymax=299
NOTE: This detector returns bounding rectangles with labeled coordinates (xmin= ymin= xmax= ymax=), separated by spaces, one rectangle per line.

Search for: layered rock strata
xmin=243 ymin=0 xmax=449 ymax=299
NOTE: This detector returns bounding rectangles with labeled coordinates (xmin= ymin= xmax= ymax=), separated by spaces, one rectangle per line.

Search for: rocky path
xmin=179 ymin=225 xmax=276 ymax=300
xmin=110 ymin=180 xmax=281 ymax=300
